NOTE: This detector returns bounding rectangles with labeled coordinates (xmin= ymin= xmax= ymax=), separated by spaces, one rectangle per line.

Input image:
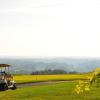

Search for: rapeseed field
xmin=14 ymin=74 xmax=90 ymax=83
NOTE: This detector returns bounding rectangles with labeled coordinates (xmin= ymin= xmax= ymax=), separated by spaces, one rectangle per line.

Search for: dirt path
xmin=17 ymin=81 xmax=73 ymax=88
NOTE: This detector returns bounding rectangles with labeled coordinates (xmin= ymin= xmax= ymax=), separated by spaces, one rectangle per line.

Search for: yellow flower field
xmin=14 ymin=74 xmax=91 ymax=83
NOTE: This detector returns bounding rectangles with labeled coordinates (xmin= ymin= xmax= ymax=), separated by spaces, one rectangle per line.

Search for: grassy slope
xmin=0 ymin=82 xmax=100 ymax=100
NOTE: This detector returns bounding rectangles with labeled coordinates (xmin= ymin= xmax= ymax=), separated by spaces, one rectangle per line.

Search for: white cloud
xmin=0 ymin=0 xmax=100 ymax=58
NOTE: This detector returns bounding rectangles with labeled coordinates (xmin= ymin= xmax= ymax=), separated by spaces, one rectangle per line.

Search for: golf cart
xmin=0 ymin=64 xmax=16 ymax=91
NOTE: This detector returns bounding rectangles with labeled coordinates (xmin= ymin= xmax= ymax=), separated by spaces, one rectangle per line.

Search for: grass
xmin=0 ymin=82 xmax=100 ymax=100
xmin=14 ymin=73 xmax=91 ymax=84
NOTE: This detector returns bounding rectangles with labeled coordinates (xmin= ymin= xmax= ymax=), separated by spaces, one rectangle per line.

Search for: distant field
xmin=14 ymin=73 xmax=91 ymax=83
xmin=0 ymin=82 xmax=100 ymax=100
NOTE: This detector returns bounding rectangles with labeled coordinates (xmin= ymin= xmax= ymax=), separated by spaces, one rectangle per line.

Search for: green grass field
xmin=0 ymin=82 xmax=100 ymax=100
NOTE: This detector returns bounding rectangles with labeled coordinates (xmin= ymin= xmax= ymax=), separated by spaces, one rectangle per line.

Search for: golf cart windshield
xmin=0 ymin=64 xmax=12 ymax=80
xmin=0 ymin=64 xmax=11 ymax=72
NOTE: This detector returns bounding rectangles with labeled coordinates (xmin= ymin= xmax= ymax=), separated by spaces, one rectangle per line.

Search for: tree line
xmin=30 ymin=69 xmax=77 ymax=75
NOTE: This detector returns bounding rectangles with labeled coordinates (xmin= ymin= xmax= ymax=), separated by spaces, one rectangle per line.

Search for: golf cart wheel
xmin=11 ymin=84 xmax=17 ymax=90
xmin=1 ymin=84 xmax=8 ymax=91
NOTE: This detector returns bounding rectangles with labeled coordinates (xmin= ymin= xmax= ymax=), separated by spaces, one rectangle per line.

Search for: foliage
xmin=73 ymin=81 xmax=90 ymax=94
xmin=73 ymin=68 xmax=100 ymax=94
xmin=30 ymin=69 xmax=67 ymax=75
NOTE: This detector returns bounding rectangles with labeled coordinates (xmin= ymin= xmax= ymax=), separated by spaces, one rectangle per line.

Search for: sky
xmin=0 ymin=0 xmax=100 ymax=58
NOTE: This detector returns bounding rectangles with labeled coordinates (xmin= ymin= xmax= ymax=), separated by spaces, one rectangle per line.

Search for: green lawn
xmin=0 ymin=82 xmax=100 ymax=100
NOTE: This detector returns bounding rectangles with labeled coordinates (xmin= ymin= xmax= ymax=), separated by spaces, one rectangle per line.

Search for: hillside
xmin=0 ymin=57 xmax=100 ymax=74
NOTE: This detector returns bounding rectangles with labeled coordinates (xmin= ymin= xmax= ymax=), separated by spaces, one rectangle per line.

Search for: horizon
xmin=1 ymin=56 xmax=100 ymax=61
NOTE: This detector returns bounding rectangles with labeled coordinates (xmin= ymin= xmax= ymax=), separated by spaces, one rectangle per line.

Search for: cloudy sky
xmin=0 ymin=0 xmax=100 ymax=58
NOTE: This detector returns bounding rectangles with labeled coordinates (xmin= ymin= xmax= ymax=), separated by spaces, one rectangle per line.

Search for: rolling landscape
xmin=0 ymin=0 xmax=100 ymax=99
xmin=0 ymin=57 xmax=99 ymax=74
xmin=0 ymin=58 xmax=100 ymax=100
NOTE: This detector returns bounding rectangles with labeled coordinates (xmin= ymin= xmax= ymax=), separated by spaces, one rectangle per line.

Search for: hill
xmin=0 ymin=57 xmax=100 ymax=74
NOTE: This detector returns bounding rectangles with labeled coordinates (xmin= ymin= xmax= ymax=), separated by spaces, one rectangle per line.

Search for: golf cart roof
xmin=0 ymin=64 xmax=11 ymax=68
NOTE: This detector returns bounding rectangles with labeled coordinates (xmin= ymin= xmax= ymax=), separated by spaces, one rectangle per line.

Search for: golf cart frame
xmin=0 ymin=64 xmax=16 ymax=91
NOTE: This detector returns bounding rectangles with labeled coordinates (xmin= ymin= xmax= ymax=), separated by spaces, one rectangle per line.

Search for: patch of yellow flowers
xmin=73 ymin=68 xmax=100 ymax=94
xmin=73 ymin=81 xmax=90 ymax=94
xmin=14 ymin=74 xmax=88 ymax=83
